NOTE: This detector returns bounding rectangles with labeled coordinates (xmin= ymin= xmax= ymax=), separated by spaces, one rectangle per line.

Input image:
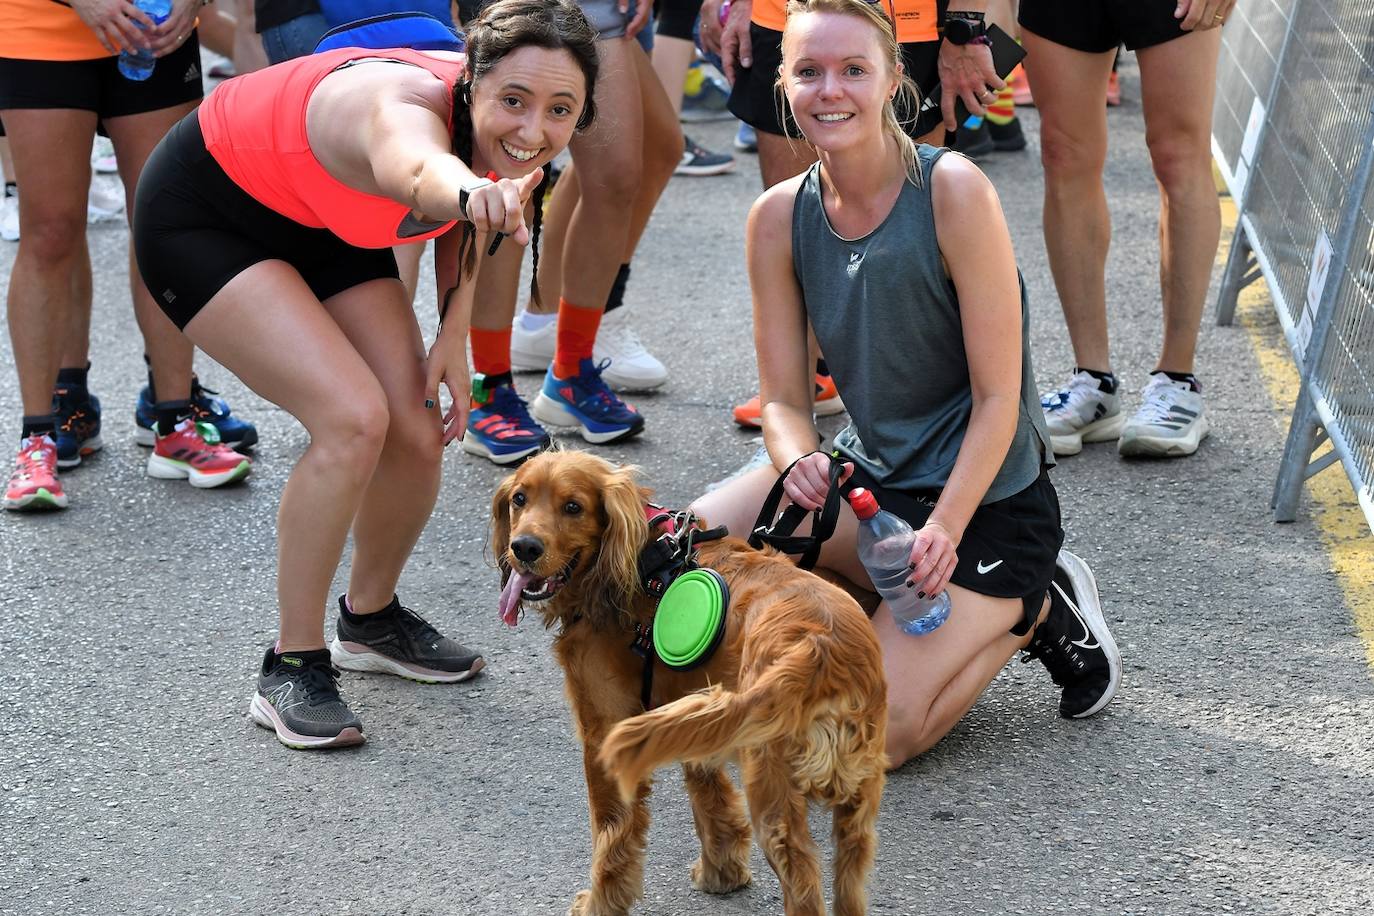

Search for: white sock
xmin=517 ymin=309 xmax=556 ymax=331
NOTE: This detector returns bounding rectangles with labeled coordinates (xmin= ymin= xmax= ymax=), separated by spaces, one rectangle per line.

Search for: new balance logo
xmin=976 ymin=559 xmax=1004 ymax=574
xmin=265 ymin=682 xmax=302 ymax=712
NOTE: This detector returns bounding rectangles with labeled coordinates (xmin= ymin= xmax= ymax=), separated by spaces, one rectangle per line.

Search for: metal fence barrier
xmin=1213 ymin=0 xmax=1374 ymax=530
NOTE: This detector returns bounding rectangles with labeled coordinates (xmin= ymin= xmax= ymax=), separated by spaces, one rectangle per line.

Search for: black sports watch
xmin=457 ymin=177 xmax=494 ymax=218
xmin=942 ymin=10 xmax=988 ymax=46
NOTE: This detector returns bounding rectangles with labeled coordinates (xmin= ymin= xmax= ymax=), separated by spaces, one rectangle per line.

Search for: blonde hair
xmin=778 ymin=0 xmax=924 ymax=186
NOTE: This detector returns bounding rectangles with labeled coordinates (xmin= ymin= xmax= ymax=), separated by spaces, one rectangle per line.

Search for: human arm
xmin=1174 ymin=0 xmax=1235 ymax=31
xmin=425 ymin=232 xmax=484 ymax=444
xmin=699 ymin=0 xmax=727 ymax=57
xmin=935 ymin=0 xmax=1002 ymax=132
xmin=718 ymin=0 xmax=753 ymax=83
xmin=909 ymin=154 xmax=1024 ymax=596
xmin=621 ymin=0 xmax=653 ymax=40
xmin=68 ymin=0 xmax=157 ymax=53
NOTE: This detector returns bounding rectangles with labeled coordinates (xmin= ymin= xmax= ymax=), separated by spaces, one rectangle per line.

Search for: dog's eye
xmin=512 ymin=492 xmax=526 ymax=507
xmin=564 ymin=501 xmax=582 ymax=515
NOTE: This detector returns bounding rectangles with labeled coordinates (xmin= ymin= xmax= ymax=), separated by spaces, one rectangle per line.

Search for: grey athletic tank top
xmin=792 ymin=145 xmax=1053 ymax=504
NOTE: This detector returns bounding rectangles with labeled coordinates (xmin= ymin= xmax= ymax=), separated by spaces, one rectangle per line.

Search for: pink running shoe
xmin=146 ymin=419 xmax=252 ymax=488
xmin=4 ymin=435 xmax=68 ymax=511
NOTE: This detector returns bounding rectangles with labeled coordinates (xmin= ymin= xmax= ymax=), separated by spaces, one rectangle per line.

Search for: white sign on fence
xmin=1233 ymin=98 xmax=1267 ymax=204
xmin=1296 ymin=228 xmax=1333 ymax=361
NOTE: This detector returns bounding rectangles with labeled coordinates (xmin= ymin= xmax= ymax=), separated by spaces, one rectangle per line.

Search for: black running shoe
xmin=1022 ymin=550 xmax=1121 ymax=718
xmin=330 ymin=595 xmax=485 ymax=684
xmin=249 ymin=647 xmax=365 ymax=749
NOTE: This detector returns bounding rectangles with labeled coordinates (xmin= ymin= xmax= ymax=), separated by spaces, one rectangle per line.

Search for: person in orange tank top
xmin=132 ymin=0 xmax=600 ymax=750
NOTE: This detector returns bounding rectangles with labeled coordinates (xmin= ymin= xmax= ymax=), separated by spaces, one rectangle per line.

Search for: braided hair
xmin=448 ymin=0 xmax=599 ymax=310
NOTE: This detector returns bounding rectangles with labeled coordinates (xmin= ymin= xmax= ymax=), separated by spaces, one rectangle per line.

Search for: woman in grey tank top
xmin=693 ymin=0 xmax=1121 ymax=769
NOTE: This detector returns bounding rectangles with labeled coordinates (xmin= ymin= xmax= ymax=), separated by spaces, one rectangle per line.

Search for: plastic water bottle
xmin=847 ymin=487 xmax=952 ymax=635
xmin=117 ymin=0 xmax=173 ymax=82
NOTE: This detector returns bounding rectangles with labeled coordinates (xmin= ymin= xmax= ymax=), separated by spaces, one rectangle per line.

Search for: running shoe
xmin=1021 ymin=549 xmax=1121 ymax=719
xmin=1040 ymin=370 xmax=1123 ymax=456
xmin=1117 ymin=373 xmax=1209 ymax=458
xmin=532 ymin=358 xmax=645 ymax=444
xmin=331 ymin=595 xmax=486 ymax=684
xmin=734 ymin=123 xmax=758 ymax=153
xmin=91 ymin=136 xmax=119 ymax=174
xmin=0 ymin=186 xmax=18 ymax=243
xmin=4 ymin=435 xmax=68 ymax=511
xmin=53 ymin=386 xmax=103 ymax=470
xmin=146 ymin=418 xmax=252 ymax=488
xmin=135 ymin=378 xmax=258 ymax=450
xmin=732 ymin=373 xmax=845 ymax=429
xmin=988 ymin=118 xmax=1027 ymax=152
xmin=250 ymin=647 xmax=365 ymax=750
xmin=680 ymin=60 xmax=732 ymax=123
xmin=462 ymin=373 xmax=551 ymax=465
xmin=677 ymin=135 xmax=736 ymax=177
xmin=511 ymin=309 xmax=668 ymax=391
xmin=1106 ymin=70 xmax=1121 ymax=107
xmin=87 ymin=179 xmax=125 ymax=224
xmin=953 ymin=121 xmax=994 ymax=159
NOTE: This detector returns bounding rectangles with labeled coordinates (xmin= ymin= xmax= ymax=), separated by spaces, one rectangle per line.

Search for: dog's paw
xmin=567 ymin=890 xmax=593 ymax=916
xmin=690 ymin=857 xmax=752 ymax=894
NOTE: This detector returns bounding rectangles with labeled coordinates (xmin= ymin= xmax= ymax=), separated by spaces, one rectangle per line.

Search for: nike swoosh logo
xmin=1069 ymin=606 xmax=1100 ymax=650
xmin=976 ymin=559 xmax=1004 ymax=574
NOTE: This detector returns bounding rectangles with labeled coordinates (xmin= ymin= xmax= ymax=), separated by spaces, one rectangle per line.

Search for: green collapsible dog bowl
xmin=652 ymin=568 xmax=729 ymax=671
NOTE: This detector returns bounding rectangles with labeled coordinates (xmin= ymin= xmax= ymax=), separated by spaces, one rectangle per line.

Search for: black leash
xmin=747 ymin=453 xmax=846 ymax=570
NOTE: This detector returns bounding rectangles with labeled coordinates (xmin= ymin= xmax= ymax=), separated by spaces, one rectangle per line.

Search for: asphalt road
xmin=2 ymin=54 xmax=1372 ymax=916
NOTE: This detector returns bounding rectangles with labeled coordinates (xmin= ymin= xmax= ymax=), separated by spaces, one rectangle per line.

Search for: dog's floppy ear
xmin=489 ymin=470 xmax=518 ymax=586
xmin=587 ymin=465 xmax=647 ymax=611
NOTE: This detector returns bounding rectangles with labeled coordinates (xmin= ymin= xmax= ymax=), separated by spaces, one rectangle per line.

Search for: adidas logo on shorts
xmin=184 ymin=64 xmax=201 ymax=83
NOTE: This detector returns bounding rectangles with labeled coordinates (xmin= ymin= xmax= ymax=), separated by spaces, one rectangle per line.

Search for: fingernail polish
xmin=425 ymin=399 xmax=435 ymax=409
xmin=907 ymin=563 xmax=916 ymax=571
xmin=917 ymin=591 xmax=926 ymax=599
xmin=905 ymin=581 xmax=915 ymax=589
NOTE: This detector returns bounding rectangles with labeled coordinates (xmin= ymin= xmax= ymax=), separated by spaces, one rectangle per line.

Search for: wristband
xmin=719 ymin=0 xmax=731 ymax=26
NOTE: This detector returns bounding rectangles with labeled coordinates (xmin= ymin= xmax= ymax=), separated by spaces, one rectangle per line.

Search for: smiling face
xmin=781 ymin=10 xmax=899 ymax=153
xmin=469 ymin=45 xmax=588 ymax=178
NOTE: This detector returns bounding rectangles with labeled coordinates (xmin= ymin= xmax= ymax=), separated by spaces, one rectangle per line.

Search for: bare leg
xmin=2 ymin=109 xmax=97 ymax=417
xmin=623 ymin=44 xmax=683 ymax=257
xmin=393 ymin=241 xmax=425 ymax=306
xmin=650 ymin=34 xmax=695 ymax=118
xmin=104 ymin=102 xmax=201 ymax=404
xmin=1021 ymin=30 xmax=1116 ymax=372
xmin=183 ymin=262 xmax=391 ymax=651
xmin=756 ymin=130 xmax=816 ymax=189
xmin=1137 ymin=29 xmax=1223 ymax=375
xmin=529 ymin=163 xmax=576 ymax=315
xmin=232 ymin=0 xmax=269 ymax=73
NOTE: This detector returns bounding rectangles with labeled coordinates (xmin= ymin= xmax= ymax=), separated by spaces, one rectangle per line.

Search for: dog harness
xmin=631 ymin=505 xmax=730 ymax=709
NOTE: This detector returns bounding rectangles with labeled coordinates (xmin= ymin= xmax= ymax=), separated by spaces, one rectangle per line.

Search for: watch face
xmin=946 ymin=18 xmax=974 ymax=44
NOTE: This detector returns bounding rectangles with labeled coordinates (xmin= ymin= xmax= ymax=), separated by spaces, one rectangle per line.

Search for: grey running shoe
xmin=250 ymin=647 xmax=365 ymax=750
xmin=1040 ymin=370 xmax=1124 ymax=456
xmin=1118 ymin=372 xmax=1210 ymax=458
xmin=331 ymin=595 xmax=485 ymax=684
xmin=1022 ymin=550 xmax=1121 ymax=719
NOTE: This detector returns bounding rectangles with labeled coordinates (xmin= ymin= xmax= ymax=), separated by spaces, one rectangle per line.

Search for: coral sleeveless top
xmin=197 ymin=47 xmax=465 ymax=249
xmin=752 ymin=0 xmax=939 ymax=44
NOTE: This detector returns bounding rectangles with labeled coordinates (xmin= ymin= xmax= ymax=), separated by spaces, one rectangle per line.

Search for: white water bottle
xmin=117 ymin=0 xmax=173 ymax=81
xmin=847 ymin=488 xmax=952 ymax=635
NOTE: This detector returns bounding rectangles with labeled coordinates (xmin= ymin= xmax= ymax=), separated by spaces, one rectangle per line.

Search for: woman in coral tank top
xmin=133 ymin=0 xmax=600 ymax=750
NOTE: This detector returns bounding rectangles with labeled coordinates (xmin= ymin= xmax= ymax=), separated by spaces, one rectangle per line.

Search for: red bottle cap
xmin=846 ymin=487 xmax=878 ymax=519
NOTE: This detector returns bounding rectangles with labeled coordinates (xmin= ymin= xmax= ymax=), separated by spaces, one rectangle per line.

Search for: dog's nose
xmin=511 ymin=535 xmax=545 ymax=565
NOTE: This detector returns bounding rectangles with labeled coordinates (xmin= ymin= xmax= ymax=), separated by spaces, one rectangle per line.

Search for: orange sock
xmin=553 ymin=298 xmax=601 ymax=379
xmin=985 ymin=82 xmax=1016 ymax=126
xmin=470 ymin=326 xmax=512 ymax=377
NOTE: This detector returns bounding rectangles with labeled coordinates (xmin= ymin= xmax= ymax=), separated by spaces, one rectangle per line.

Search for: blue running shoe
xmin=461 ymin=373 xmax=551 ymax=465
xmin=532 ymin=358 xmax=646 ymax=444
xmin=734 ymin=123 xmax=758 ymax=153
xmin=135 ymin=377 xmax=258 ymax=450
xmin=52 ymin=386 xmax=103 ymax=470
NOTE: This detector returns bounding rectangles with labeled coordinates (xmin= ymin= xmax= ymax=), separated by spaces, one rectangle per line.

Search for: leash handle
xmin=747 ymin=452 xmax=845 ymax=570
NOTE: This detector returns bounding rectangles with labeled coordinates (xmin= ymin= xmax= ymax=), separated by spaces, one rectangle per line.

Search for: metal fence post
xmin=1271 ymin=109 xmax=1374 ymax=521
xmin=1215 ymin=0 xmax=1303 ymax=328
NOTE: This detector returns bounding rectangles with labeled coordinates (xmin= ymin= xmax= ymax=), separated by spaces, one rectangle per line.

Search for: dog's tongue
xmin=499 ymin=572 xmax=536 ymax=627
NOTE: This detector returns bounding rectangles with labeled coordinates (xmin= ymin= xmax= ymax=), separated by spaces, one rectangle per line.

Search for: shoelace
xmin=599 ymin=319 xmax=649 ymax=358
xmin=296 ymin=661 xmax=347 ymax=706
xmin=1132 ymin=379 xmax=1190 ymax=425
xmin=488 ymin=387 xmax=539 ymax=429
xmin=575 ymin=360 xmax=628 ymax=416
xmin=189 ymin=380 xmax=228 ymax=419
xmin=1040 ymin=374 xmax=1097 ymax=413
xmin=395 ymin=605 xmax=444 ymax=647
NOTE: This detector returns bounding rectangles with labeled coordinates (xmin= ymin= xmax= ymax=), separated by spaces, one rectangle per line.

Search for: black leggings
xmin=133 ymin=111 xmax=398 ymax=330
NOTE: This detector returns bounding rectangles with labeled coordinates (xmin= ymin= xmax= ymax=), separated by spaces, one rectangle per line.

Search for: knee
xmin=882 ymin=701 xmax=934 ymax=769
xmin=315 ymin=392 xmax=390 ymax=470
xmin=18 ymin=210 xmax=88 ymax=263
xmin=648 ymin=130 xmax=686 ymax=184
xmin=579 ymin=152 xmax=644 ymax=204
xmin=1146 ymin=133 xmax=1212 ymax=197
xmin=384 ymin=406 xmax=443 ymax=468
xmin=1038 ymin=127 xmax=1105 ymax=185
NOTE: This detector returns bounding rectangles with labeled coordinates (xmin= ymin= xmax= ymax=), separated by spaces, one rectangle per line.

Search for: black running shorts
xmin=1018 ymin=0 xmax=1188 ymax=54
xmin=0 ymin=36 xmax=204 ymax=118
xmin=727 ymin=24 xmax=943 ymax=140
xmin=840 ymin=465 xmax=1064 ymax=626
xmin=133 ymin=112 xmax=400 ymax=330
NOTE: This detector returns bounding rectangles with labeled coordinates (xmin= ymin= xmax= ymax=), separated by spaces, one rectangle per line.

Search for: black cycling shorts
xmin=133 ymin=112 xmax=399 ymax=330
xmin=0 ymin=36 xmax=204 ymax=118
xmin=656 ymin=0 xmax=703 ymax=41
xmin=840 ymin=466 xmax=1064 ymax=628
xmin=727 ymin=23 xmax=943 ymax=140
xmin=1019 ymin=0 xmax=1188 ymax=53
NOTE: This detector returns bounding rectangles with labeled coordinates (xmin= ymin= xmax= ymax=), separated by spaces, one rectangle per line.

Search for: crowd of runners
xmin=1 ymin=0 xmax=1230 ymax=751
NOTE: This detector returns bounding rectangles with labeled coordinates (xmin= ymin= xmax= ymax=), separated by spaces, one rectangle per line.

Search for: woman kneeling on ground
xmin=133 ymin=0 xmax=599 ymax=750
xmin=693 ymin=0 xmax=1122 ymax=767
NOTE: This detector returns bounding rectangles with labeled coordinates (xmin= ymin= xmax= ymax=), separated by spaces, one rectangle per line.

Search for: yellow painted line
xmin=1216 ymin=181 xmax=1374 ymax=671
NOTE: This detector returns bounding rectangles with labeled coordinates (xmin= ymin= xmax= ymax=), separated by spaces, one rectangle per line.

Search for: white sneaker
xmin=593 ymin=307 xmax=667 ymax=390
xmin=510 ymin=310 xmax=556 ymax=373
xmin=509 ymin=308 xmax=668 ymax=391
xmin=1040 ymin=370 xmax=1123 ymax=456
xmin=87 ymin=180 xmax=126 ymax=224
xmin=0 ymin=188 xmax=18 ymax=242
xmin=91 ymin=136 xmax=118 ymax=174
xmin=1118 ymin=372 xmax=1210 ymax=458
